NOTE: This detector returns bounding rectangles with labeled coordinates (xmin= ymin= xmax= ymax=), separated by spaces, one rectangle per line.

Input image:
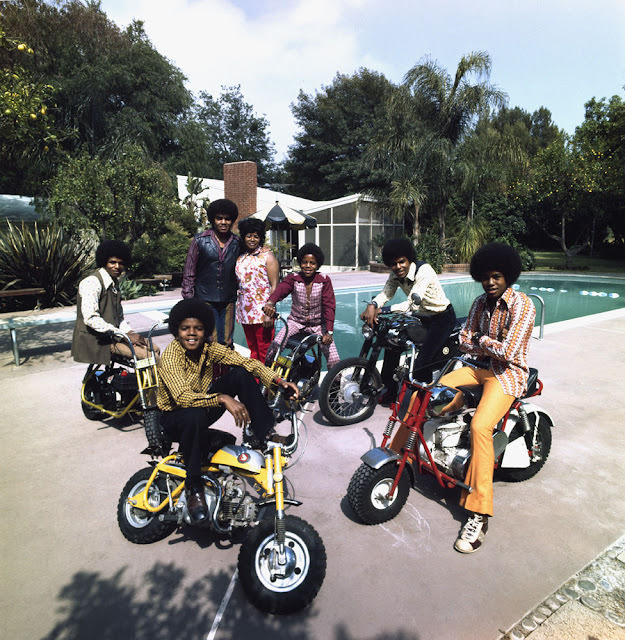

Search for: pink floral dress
xmin=235 ymin=246 xmax=273 ymax=324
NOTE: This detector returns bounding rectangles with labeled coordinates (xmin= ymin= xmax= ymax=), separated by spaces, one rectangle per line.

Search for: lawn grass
xmin=533 ymin=251 xmax=625 ymax=275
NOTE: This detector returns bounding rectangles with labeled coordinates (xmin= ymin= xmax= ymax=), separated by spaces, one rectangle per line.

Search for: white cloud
xmin=101 ymin=0 xmax=625 ymax=161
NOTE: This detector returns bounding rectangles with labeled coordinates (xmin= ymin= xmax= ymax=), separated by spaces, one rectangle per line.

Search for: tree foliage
xmin=285 ymin=69 xmax=396 ymax=200
xmin=46 ymin=144 xmax=184 ymax=243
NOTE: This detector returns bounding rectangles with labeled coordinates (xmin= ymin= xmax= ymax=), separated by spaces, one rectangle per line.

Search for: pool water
xmin=234 ymin=274 xmax=625 ymax=368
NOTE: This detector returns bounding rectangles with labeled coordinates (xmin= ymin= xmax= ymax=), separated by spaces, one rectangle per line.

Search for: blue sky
xmin=99 ymin=0 xmax=625 ymax=160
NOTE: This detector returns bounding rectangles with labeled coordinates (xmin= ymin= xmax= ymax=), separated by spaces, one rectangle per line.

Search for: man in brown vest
xmin=72 ymin=240 xmax=155 ymax=364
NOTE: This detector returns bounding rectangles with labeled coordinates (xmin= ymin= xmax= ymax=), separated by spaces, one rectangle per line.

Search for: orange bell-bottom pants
xmin=438 ymin=366 xmax=514 ymax=517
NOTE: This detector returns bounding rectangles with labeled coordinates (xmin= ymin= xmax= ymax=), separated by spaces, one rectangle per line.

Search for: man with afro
xmin=157 ymin=298 xmax=299 ymax=522
xmin=438 ymin=242 xmax=536 ymax=554
xmin=181 ymin=198 xmax=242 ymax=347
xmin=361 ymin=238 xmax=456 ymax=400
xmin=72 ymin=240 xmax=155 ymax=364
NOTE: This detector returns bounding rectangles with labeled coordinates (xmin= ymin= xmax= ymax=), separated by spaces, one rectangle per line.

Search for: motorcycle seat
xmin=457 ymin=367 xmax=540 ymax=408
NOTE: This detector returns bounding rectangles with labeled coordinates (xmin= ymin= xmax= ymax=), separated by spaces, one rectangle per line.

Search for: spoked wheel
xmin=347 ymin=461 xmax=410 ymax=524
xmin=143 ymin=408 xmax=171 ymax=456
xmin=319 ymin=357 xmax=382 ymax=425
xmin=117 ymin=468 xmax=177 ymax=544
xmin=495 ymin=414 xmax=552 ymax=482
xmin=81 ymin=377 xmax=107 ymax=421
xmin=238 ymin=515 xmax=327 ymax=614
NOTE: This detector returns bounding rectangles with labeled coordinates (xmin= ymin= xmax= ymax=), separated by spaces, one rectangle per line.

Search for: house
xmin=177 ymin=161 xmax=403 ymax=271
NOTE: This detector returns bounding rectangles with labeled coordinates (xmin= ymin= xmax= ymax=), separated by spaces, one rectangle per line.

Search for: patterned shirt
xmin=268 ymin=272 xmax=336 ymax=331
xmin=235 ymin=246 xmax=274 ymax=324
xmin=372 ymin=262 xmax=451 ymax=315
xmin=459 ymin=287 xmax=536 ymax=397
xmin=77 ymin=268 xmax=132 ymax=334
xmin=157 ymin=338 xmax=278 ymax=412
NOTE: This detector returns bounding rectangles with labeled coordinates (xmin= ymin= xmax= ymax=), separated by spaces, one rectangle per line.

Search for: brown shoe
xmin=185 ymin=485 xmax=208 ymax=523
xmin=266 ymin=432 xmax=294 ymax=446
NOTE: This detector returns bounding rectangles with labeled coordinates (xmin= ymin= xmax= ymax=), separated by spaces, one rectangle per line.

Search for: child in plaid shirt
xmin=263 ymin=243 xmax=340 ymax=369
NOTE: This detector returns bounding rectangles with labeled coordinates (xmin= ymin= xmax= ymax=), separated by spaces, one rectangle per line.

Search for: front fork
xmin=264 ymin=446 xmax=294 ymax=580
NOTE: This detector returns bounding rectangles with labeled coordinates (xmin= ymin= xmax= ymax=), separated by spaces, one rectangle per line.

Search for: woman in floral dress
xmin=235 ymin=217 xmax=280 ymax=363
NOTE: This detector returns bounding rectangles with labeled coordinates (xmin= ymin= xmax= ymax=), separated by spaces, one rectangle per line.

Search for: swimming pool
xmin=233 ymin=274 xmax=625 ymax=366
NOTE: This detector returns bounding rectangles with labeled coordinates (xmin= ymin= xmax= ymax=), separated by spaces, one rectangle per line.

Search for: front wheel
xmin=495 ymin=413 xmax=552 ymax=482
xmin=347 ymin=461 xmax=410 ymax=524
xmin=319 ymin=357 xmax=382 ymax=425
xmin=238 ymin=515 xmax=327 ymax=614
xmin=117 ymin=468 xmax=177 ymax=544
xmin=143 ymin=408 xmax=171 ymax=456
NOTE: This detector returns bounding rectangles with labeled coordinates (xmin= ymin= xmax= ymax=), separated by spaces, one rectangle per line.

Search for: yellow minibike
xmin=80 ymin=321 xmax=162 ymax=422
xmin=117 ymin=354 xmax=326 ymax=615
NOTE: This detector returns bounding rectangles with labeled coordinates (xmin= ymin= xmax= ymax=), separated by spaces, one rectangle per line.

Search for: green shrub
xmin=118 ymin=276 xmax=145 ymax=300
xmin=131 ymin=220 xmax=192 ymax=277
xmin=414 ymin=231 xmax=447 ymax=273
xmin=0 ymin=221 xmax=94 ymax=311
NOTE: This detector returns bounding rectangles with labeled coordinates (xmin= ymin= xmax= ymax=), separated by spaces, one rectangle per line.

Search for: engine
xmin=217 ymin=474 xmax=258 ymax=528
xmin=419 ymin=416 xmax=472 ymax=480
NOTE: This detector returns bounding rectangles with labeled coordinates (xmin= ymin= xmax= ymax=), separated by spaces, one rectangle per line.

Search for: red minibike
xmin=347 ymin=357 xmax=553 ymax=524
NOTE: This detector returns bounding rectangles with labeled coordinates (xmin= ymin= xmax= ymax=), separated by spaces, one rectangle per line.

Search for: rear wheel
xmin=117 ymin=468 xmax=177 ymax=543
xmin=496 ymin=413 xmax=552 ymax=482
xmin=81 ymin=377 xmax=107 ymax=421
xmin=319 ymin=357 xmax=382 ymax=425
xmin=347 ymin=461 xmax=410 ymax=524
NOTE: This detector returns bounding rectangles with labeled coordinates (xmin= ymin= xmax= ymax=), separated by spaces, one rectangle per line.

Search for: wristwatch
xmin=369 ymin=301 xmax=378 ymax=308
xmin=326 ymin=330 xmax=333 ymax=335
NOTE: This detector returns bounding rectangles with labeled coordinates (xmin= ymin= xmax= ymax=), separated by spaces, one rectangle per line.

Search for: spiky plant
xmin=0 ymin=221 xmax=95 ymax=310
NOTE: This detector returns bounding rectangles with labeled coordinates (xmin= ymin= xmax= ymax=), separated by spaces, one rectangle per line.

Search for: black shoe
xmin=185 ymin=485 xmax=208 ymax=523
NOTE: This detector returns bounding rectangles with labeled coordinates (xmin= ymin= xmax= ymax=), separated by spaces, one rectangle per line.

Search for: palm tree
xmin=401 ymin=51 xmax=507 ymax=242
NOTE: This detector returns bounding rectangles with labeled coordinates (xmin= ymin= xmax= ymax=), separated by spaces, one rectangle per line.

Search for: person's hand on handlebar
xmin=274 ymin=376 xmax=299 ymax=399
xmin=360 ymin=303 xmax=380 ymax=327
xmin=127 ymin=330 xmax=147 ymax=347
xmin=262 ymin=301 xmax=276 ymax=318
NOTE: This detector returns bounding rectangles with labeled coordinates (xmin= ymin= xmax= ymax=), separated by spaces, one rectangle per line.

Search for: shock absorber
xmin=383 ymin=418 xmax=395 ymax=439
xmin=518 ymin=405 xmax=531 ymax=433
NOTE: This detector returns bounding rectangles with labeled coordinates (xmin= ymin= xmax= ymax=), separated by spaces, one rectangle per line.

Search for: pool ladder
xmin=528 ymin=294 xmax=545 ymax=340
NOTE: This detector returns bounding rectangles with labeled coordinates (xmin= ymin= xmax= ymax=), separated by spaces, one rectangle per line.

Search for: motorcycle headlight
xmin=361 ymin=324 xmax=374 ymax=340
xmin=427 ymin=386 xmax=462 ymax=417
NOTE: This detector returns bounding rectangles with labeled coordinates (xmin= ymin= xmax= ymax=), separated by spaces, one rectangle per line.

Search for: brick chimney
xmin=223 ymin=161 xmax=257 ymax=223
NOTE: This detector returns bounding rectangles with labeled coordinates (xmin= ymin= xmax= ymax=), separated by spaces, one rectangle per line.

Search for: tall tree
xmin=400 ymin=51 xmax=507 ymax=242
xmin=2 ymin=0 xmax=192 ymax=194
xmin=285 ymin=69 xmax=396 ymax=200
xmin=573 ymin=94 xmax=625 ymax=254
xmin=190 ymin=85 xmax=277 ymax=184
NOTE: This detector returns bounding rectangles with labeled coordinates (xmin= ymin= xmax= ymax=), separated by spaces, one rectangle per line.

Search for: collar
xmin=98 ymin=267 xmax=115 ymax=290
xmin=392 ymin=262 xmax=417 ymax=283
xmin=294 ymin=271 xmax=325 ymax=284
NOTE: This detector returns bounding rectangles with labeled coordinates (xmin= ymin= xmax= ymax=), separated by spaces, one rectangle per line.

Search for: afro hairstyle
xmin=470 ymin=242 xmax=522 ymax=285
xmin=168 ymin=298 xmax=215 ymax=337
xmin=297 ymin=243 xmax=324 ymax=268
xmin=238 ymin=216 xmax=267 ymax=246
xmin=95 ymin=240 xmax=132 ymax=268
xmin=381 ymin=238 xmax=416 ymax=266
xmin=206 ymin=198 xmax=238 ymax=224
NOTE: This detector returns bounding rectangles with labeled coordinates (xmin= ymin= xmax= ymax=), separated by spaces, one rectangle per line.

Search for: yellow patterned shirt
xmin=157 ymin=339 xmax=277 ymax=412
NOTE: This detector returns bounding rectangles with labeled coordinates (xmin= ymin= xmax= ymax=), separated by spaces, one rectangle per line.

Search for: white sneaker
xmin=454 ymin=513 xmax=488 ymax=553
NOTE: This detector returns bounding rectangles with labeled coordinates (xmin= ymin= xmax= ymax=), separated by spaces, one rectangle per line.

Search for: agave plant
xmin=0 ymin=221 xmax=95 ymax=310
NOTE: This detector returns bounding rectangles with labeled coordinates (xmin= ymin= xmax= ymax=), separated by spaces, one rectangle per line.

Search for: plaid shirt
xmin=459 ymin=287 xmax=536 ymax=397
xmin=157 ymin=339 xmax=278 ymax=412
